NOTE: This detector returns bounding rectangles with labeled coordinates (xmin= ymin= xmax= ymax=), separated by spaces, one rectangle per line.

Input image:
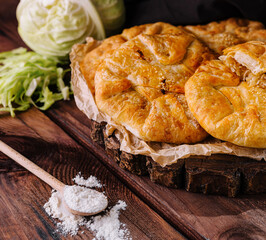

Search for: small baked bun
xmin=185 ymin=18 xmax=266 ymax=54
xmin=185 ymin=41 xmax=266 ymax=148
xmin=80 ymin=22 xmax=191 ymax=95
xmin=95 ymin=33 xmax=214 ymax=144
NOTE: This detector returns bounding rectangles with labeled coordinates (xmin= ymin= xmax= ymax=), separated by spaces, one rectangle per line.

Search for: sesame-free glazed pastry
xmin=80 ymin=22 xmax=190 ymax=95
xmin=185 ymin=41 xmax=266 ymax=148
xmin=185 ymin=18 xmax=266 ymax=54
xmin=94 ymin=33 xmax=214 ymax=144
xmin=80 ymin=35 xmax=126 ymax=95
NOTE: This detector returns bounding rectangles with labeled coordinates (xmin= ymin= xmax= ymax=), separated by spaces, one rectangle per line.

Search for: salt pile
xmin=44 ymin=173 xmax=131 ymax=240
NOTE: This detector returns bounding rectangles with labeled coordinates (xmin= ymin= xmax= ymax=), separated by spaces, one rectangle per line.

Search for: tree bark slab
xmin=90 ymin=119 xmax=265 ymax=197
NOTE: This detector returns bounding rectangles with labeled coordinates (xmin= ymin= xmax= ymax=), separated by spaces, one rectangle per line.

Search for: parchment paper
xmin=70 ymin=37 xmax=266 ymax=167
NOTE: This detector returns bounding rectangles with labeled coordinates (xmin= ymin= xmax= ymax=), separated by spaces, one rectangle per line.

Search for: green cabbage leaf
xmin=16 ymin=0 xmax=106 ymax=58
xmin=92 ymin=0 xmax=125 ymax=36
xmin=0 ymin=48 xmax=70 ymax=117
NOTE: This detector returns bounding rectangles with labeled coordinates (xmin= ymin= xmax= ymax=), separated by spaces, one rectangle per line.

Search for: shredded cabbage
xmin=0 ymin=48 xmax=71 ymax=117
xmin=16 ymin=0 xmax=106 ymax=58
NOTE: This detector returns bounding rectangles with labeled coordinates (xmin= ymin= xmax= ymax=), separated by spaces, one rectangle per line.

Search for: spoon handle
xmin=0 ymin=140 xmax=65 ymax=191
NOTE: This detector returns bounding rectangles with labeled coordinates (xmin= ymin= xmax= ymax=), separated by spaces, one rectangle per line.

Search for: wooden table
xmin=0 ymin=1 xmax=265 ymax=239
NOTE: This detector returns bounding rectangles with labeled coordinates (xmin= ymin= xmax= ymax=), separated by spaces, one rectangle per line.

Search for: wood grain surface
xmin=0 ymin=1 xmax=265 ymax=240
xmin=0 ymin=108 xmax=184 ymax=240
xmin=46 ymin=101 xmax=266 ymax=240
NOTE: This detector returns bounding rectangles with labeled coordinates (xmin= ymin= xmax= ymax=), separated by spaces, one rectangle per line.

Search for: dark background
xmin=124 ymin=0 xmax=266 ymax=27
xmin=0 ymin=0 xmax=265 ymax=52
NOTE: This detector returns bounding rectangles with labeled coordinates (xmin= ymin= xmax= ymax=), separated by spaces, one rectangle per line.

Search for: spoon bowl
xmin=62 ymin=185 xmax=108 ymax=216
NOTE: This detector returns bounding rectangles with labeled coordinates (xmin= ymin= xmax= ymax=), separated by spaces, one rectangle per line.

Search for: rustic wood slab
xmin=45 ymin=100 xmax=266 ymax=240
xmin=47 ymin=101 xmax=265 ymax=197
xmin=0 ymin=108 xmax=184 ymax=240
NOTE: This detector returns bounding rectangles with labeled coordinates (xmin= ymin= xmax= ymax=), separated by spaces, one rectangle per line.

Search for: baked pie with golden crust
xmin=185 ymin=18 xmax=266 ymax=54
xmin=94 ymin=32 xmax=214 ymax=144
xmin=80 ymin=22 xmax=191 ymax=95
xmin=185 ymin=41 xmax=266 ymax=148
xmin=80 ymin=35 xmax=126 ymax=95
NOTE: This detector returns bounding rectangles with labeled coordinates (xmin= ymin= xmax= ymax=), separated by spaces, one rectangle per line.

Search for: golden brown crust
xmin=121 ymin=22 xmax=189 ymax=40
xmin=222 ymin=41 xmax=266 ymax=73
xmin=185 ymin=18 xmax=266 ymax=54
xmin=80 ymin=22 xmax=191 ymax=95
xmin=185 ymin=41 xmax=266 ymax=148
xmin=80 ymin=35 xmax=126 ymax=95
xmin=95 ymin=33 xmax=214 ymax=144
xmin=220 ymin=41 xmax=266 ymax=88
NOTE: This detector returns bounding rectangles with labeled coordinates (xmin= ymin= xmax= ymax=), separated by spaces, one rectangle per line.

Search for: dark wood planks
xmin=45 ymin=100 xmax=266 ymax=240
xmin=0 ymin=108 xmax=185 ymax=240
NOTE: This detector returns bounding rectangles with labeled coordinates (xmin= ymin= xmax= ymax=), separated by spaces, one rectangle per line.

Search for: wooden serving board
xmin=86 ymin=119 xmax=265 ymax=198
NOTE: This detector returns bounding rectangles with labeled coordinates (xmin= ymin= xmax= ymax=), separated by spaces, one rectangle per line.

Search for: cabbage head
xmin=16 ymin=0 xmax=106 ymax=58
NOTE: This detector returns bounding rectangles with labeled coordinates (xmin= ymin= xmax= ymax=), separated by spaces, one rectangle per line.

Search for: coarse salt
xmin=43 ymin=190 xmax=86 ymax=236
xmin=88 ymin=200 xmax=132 ymax=240
xmin=64 ymin=185 xmax=108 ymax=214
xmin=73 ymin=172 xmax=102 ymax=188
xmin=44 ymin=174 xmax=131 ymax=239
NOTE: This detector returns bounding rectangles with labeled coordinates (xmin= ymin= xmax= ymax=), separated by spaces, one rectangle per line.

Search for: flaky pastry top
xmin=80 ymin=22 xmax=192 ymax=95
xmin=185 ymin=41 xmax=266 ymax=148
xmin=185 ymin=18 xmax=266 ymax=54
xmin=95 ymin=33 xmax=214 ymax=144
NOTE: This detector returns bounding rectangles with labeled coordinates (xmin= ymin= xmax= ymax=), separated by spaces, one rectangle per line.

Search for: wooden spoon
xmin=0 ymin=140 xmax=108 ymax=216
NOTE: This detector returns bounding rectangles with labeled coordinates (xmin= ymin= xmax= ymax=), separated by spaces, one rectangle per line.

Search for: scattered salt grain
xmin=73 ymin=172 xmax=102 ymax=188
xmin=64 ymin=185 xmax=108 ymax=214
xmin=44 ymin=174 xmax=131 ymax=239
xmin=88 ymin=200 xmax=132 ymax=240
xmin=43 ymin=190 xmax=85 ymax=236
